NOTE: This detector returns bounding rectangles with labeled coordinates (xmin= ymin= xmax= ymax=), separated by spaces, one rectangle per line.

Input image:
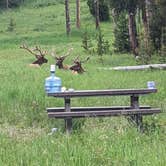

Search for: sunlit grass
xmin=0 ymin=0 xmax=165 ymax=165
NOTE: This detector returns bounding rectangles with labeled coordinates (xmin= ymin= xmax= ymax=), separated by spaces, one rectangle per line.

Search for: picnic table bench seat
xmin=47 ymin=108 xmax=160 ymax=118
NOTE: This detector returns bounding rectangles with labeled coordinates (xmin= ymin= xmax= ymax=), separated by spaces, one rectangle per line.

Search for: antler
xmin=20 ymin=44 xmax=47 ymax=59
xmin=51 ymin=50 xmax=59 ymax=60
xmin=51 ymin=48 xmax=73 ymax=69
xmin=33 ymin=46 xmax=47 ymax=57
xmin=20 ymin=44 xmax=37 ymax=58
xmin=73 ymin=55 xmax=80 ymax=63
xmin=73 ymin=56 xmax=90 ymax=63
xmin=64 ymin=47 xmax=73 ymax=58
xmin=20 ymin=44 xmax=48 ymax=66
xmin=80 ymin=57 xmax=90 ymax=63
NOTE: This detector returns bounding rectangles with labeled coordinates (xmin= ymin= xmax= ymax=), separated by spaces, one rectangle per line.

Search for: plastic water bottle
xmin=147 ymin=81 xmax=156 ymax=89
xmin=45 ymin=65 xmax=62 ymax=93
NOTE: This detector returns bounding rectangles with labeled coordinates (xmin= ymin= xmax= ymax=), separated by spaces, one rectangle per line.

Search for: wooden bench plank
xmin=47 ymin=106 xmax=151 ymax=112
xmin=48 ymin=108 xmax=161 ymax=118
xmin=47 ymin=89 xmax=157 ymax=98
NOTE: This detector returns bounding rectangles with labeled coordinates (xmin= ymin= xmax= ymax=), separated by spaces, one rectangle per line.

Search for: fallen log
xmin=98 ymin=64 xmax=166 ymax=71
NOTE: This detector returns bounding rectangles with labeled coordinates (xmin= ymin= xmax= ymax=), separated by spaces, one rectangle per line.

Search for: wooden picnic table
xmin=46 ymin=88 xmax=160 ymax=134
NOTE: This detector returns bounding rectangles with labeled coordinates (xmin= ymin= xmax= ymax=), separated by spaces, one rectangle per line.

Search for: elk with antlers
xmin=69 ymin=56 xmax=90 ymax=74
xmin=51 ymin=48 xmax=73 ymax=70
xmin=20 ymin=44 xmax=48 ymax=67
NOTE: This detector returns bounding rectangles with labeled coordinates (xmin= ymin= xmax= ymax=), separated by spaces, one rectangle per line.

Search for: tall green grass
xmin=0 ymin=0 xmax=165 ymax=165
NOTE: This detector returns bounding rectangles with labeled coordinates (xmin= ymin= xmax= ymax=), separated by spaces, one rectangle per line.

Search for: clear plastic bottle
xmin=45 ymin=65 xmax=62 ymax=93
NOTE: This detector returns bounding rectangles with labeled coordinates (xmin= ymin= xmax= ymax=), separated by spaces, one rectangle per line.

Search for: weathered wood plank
xmin=48 ymin=108 xmax=161 ymax=118
xmin=98 ymin=64 xmax=166 ymax=71
xmin=47 ymin=106 xmax=151 ymax=112
xmin=47 ymin=89 xmax=157 ymax=98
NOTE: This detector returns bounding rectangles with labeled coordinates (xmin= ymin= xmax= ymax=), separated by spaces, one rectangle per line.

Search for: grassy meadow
xmin=0 ymin=0 xmax=165 ymax=165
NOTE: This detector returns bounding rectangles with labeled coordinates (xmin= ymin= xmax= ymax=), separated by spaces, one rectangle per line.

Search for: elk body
xmin=52 ymin=48 xmax=73 ymax=70
xmin=55 ymin=56 xmax=69 ymax=70
xmin=69 ymin=56 xmax=90 ymax=74
xmin=51 ymin=48 xmax=89 ymax=74
xmin=20 ymin=44 xmax=48 ymax=67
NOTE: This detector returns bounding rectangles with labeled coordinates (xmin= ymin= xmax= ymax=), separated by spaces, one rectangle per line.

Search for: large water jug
xmin=45 ymin=65 xmax=62 ymax=93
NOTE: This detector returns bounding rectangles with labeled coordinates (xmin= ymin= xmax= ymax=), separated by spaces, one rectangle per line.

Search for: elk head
xmin=51 ymin=48 xmax=73 ymax=69
xmin=69 ymin=56 xmax=90 ymax=74
xmin=20 ymin=44 xmax=48 ymax=66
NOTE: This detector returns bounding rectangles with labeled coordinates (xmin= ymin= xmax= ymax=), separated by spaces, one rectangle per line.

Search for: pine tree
xmin=96 ymin=29 xmax=110 ymax=62
xmin=108 ymin=0 xmax=139 ymax=56
xmin=113 ymin=12 xmax=130 ymax=53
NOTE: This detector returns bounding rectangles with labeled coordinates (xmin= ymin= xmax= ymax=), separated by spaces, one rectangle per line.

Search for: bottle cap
xmin=50 ymin=65 xmax=55 ymax=72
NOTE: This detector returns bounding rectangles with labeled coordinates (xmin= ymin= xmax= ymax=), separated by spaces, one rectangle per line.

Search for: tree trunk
xmin=161 ymin=26 xmax=166 ymax=61
xmin=128 ymin=12 xmax=138 ymax=56
xmin=94 ymin=0 xmax=100 ymax=29
xmin=65 ymin=0 xmax=70 ymax=35
xmin=142 ymin=0 xmax=149 ymax=36
xmin=141 ymin=0 xmax=152 ymax=57
xmin=76 ymin=0 xmax=80 ymax=29
xmin=6 ymin=0 xmax=9 ymax=9
xmin=160 ymin=0 xmax=166 ymax=59
xmin=111 ymin=9 xmax=117 ymax=30
xmin=145 ymin=0 xmax=152 ymax=31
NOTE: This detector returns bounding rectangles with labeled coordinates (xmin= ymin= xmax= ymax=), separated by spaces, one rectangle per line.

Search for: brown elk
xmin=69 ymin=56 xmax=90 ymax=74
xmin=51 ymin=48 xmax=73 ymax=70
xmin=20 ymin=44 xmax=48 ymax=67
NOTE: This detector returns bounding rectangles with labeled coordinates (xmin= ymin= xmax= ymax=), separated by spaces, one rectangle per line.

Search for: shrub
xmin=96 ymin=29 xmax=110 ymax=61
xmin=137 ymin=31 xmax=154 ymax=65
xmin=113 ymin=12 xmax=130 ymax=53
xmin=81 ymin=31 xmax=93 ymax=51
xmin=81 ymin=29 xmax=110 ymax=61
xmin=7 ymin=18 xmax=16 ymax=32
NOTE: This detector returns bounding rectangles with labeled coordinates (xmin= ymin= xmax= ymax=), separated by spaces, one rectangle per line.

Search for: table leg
xmin=130 ymin=95 xmax=143 ymax=131
xmin=64 ymin=97 xmax=72 ymax=134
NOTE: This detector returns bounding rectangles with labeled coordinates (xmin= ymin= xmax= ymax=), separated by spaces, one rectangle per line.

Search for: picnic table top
xmin=47 ymin=88 xmax=157 ymax=98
